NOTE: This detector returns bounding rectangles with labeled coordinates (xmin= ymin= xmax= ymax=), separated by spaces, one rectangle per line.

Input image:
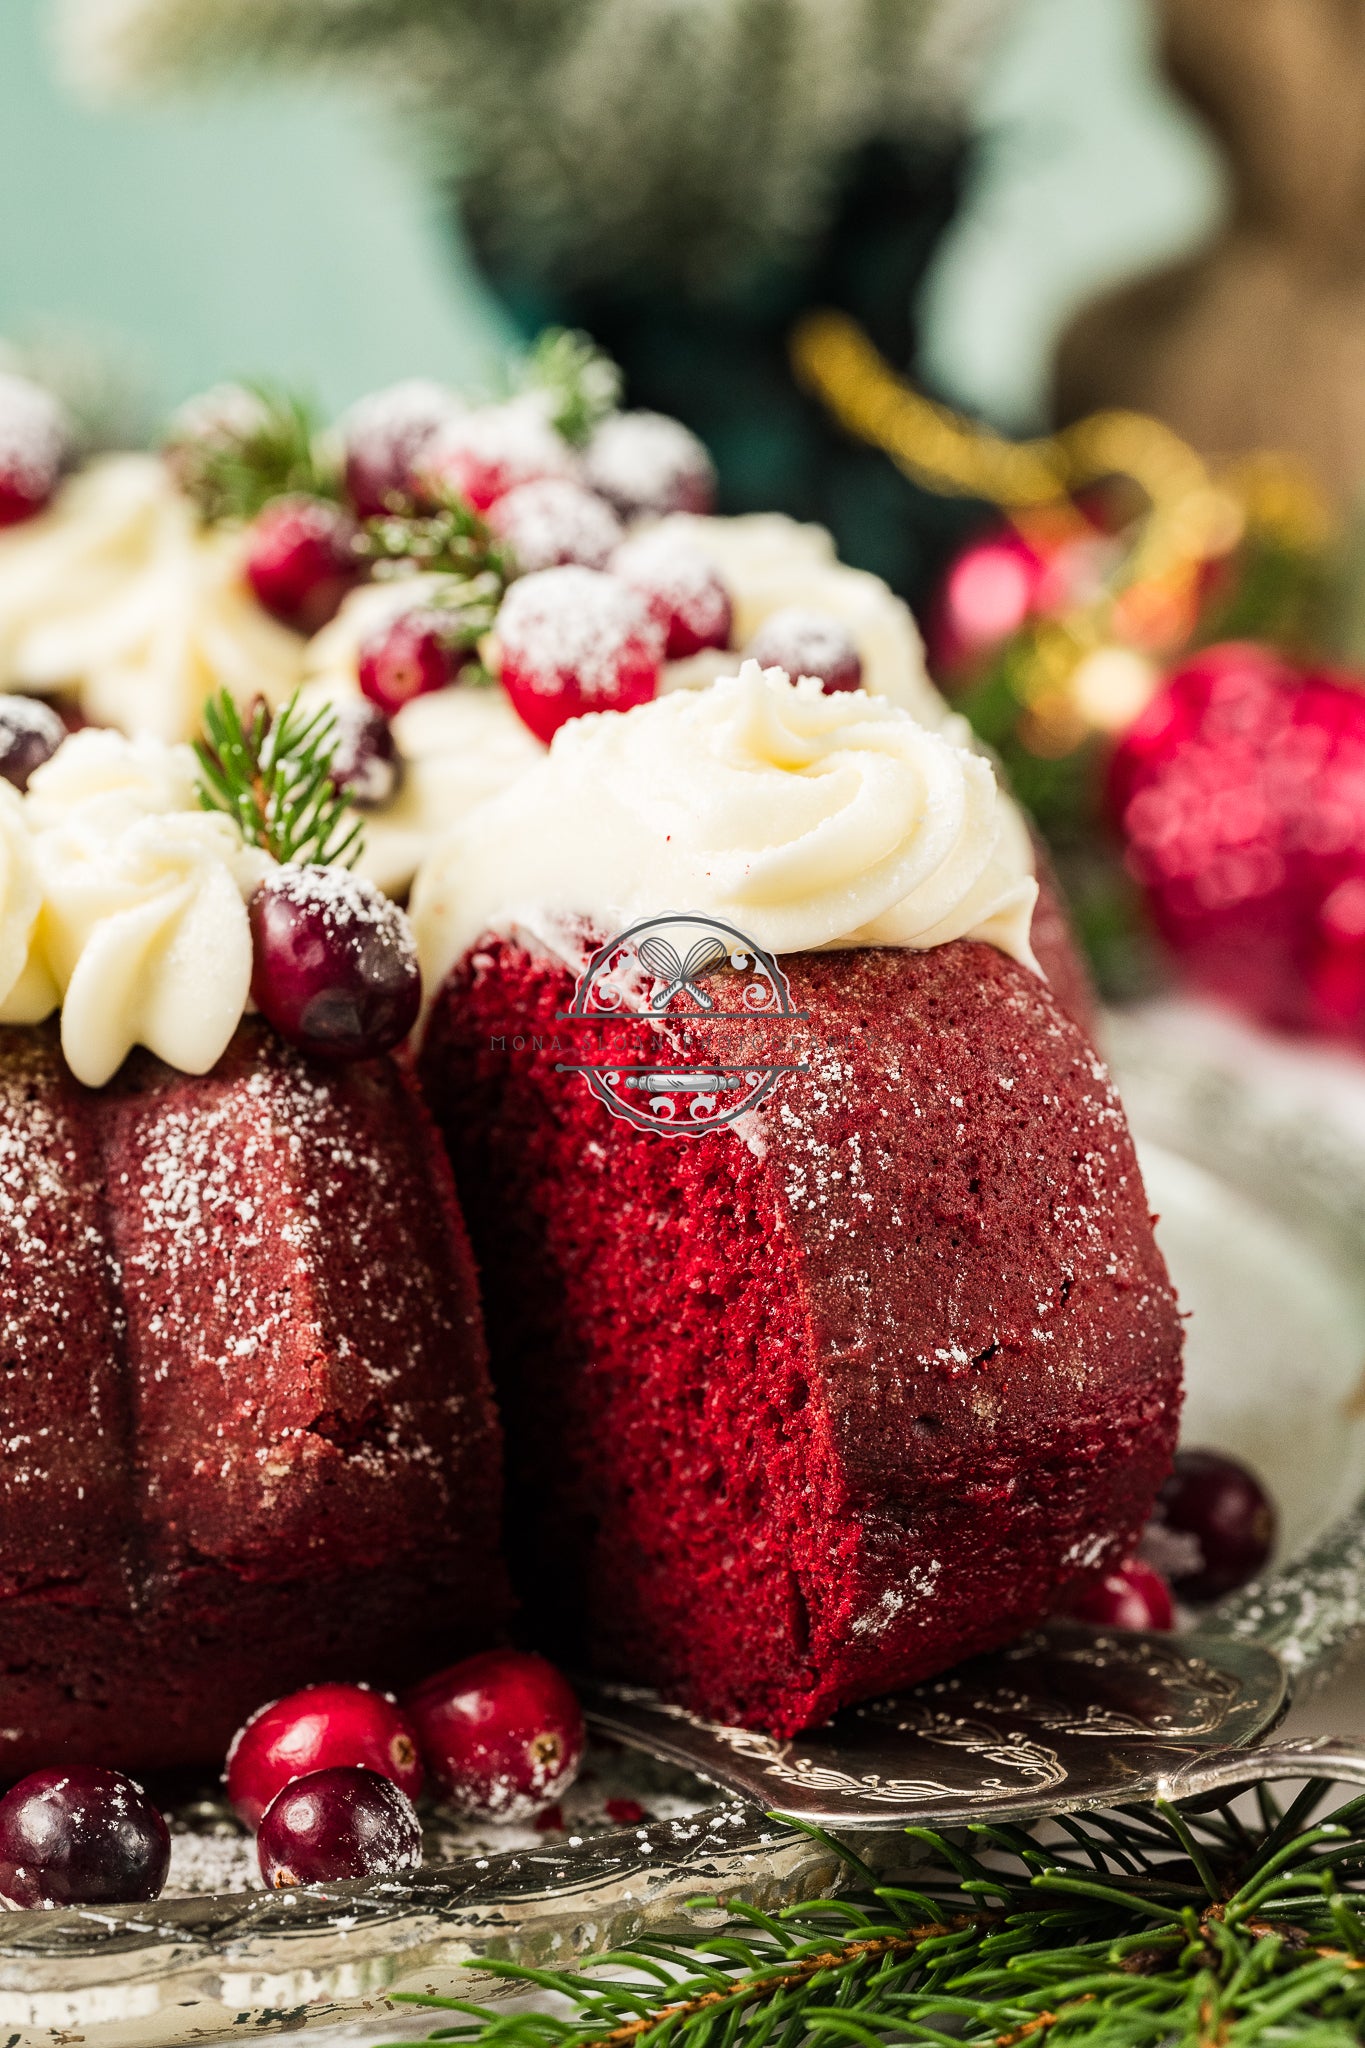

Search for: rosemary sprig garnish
xmin=167 ymin=381 xmax=339 ymax=524
xmin=518 ymin=328 xmax=622 ymax=446
xmin=357 ymin=494 xmax=507 ymax=583
xmin=378 ymin=1784 xmax=1365 ymax=2047
xmin=194 ymin=688 xmax=363 ymax=868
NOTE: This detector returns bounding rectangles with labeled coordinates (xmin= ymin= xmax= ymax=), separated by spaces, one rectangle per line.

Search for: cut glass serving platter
xmin=7 ymin=998 xmax=1365 ymax=2047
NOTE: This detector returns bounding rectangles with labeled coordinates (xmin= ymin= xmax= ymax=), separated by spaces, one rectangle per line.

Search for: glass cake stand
xmin=6 ymin=997 xmax=1365 ymax=2048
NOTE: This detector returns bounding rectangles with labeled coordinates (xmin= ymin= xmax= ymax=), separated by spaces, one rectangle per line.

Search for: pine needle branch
xmin=194 ymin=688 xmax=363 ymax=868
xmin=517 ymin=329 xmax=622 ymax=446
xmin=375 ymin=1784 xmax=1365 ymax=2048
xmin=168 ymin=381 xmax=338 ymax=523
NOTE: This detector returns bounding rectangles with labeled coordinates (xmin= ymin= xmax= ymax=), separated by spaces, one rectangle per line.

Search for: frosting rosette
xmin=0 ymin=454 xmax=303 ymax=741
xmin=14 ymin=729 xmax=274 ymax=1086
xmin=412 ymin=661 xmax=1038 ymax=1000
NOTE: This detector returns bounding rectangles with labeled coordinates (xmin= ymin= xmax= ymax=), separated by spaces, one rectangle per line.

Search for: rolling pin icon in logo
xmin=556 ymin=913 xmax=808 ymax=1134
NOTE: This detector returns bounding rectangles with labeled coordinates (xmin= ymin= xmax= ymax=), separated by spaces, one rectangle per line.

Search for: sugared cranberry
xmin=0 ymin=373 xmax=69 ymax=528
xmin=746 ymin=609 xmax=863 ymax=693
xmin=0 ymin=1767 xmax=169 ymax=1909
xmin=0 ymin=695 xmax=65 ymax=791
xmin=162 ymin=381 xmax=272 ymax=496
xmin=226 ymin=1681 xmax=424 ymax=1832
xmin=328 ymin=700 xmax=403 ymax=810
xmin=496 ymin=566 xmax=663 ymax=743
xmin=358 ymin=608 xmax=467 ymax=717
xmin=488 ymin=478 xmax=623 ymax=576
xmin=582 ymin=411 xmax=716 ymax=519
xmin=1070 ymin=1559 xmax=1174 ymax=1632
xmin=404 ymin=1650 xmax=585 ymax=1822
xmin=250 ymin=865 xmax=421 ymax=1061
xmin=421 ymin=399 xmax=577 ymax=513
xmin=257 ymin=1766 xmax=422 ymax=1888
xmin=1144 ymin=1448 xmax=1276 ymax=1602
xmin=611 ymin=534 xmax=732 ymax=659
xmin=246 ymin=495 xmax=362 ymax=635
xmin=342 ymin=378 xmax=463 ymax=517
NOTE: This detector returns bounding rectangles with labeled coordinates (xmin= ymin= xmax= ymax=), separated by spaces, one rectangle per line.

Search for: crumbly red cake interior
xmin=0 ymin=1019 xmax=508 ymax=1773
xmin=421 ymin=935 xmax=1182 ymax=1735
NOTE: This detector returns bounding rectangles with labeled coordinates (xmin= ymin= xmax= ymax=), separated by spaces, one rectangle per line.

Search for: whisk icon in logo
xmin=555 ymin=912 xmax=808 ymax=1135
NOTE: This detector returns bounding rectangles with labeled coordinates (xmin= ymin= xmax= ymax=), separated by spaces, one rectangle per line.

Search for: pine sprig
xmin=379 ymin=1786 xmax=1365 ymax=2048
xmin=194 ymin=688 xmax=363 ymax=868
xmin=518 ymin=328 xmax=622 ymax=447
xmin=357 ymin=494 xmax=507 ymax=585
xmin=166 ymin=381 xmax=338 ymax=524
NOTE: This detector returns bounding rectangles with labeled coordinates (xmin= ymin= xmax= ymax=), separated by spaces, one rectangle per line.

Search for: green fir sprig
xmin=167 ymin=381 xmax=339 ymax=524
xmin=518 ymin=328 xmax=622 ymax=446
xmin=357 ymin=493 xmax=508 ymax=585
xmin=379 ymin=1783 xmax=1365 ymax=2048
xmin=194 ymin=688 xmax=363 ymax=868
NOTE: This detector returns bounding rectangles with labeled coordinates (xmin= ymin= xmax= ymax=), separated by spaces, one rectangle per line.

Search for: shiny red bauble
xmin=1111 ymin=642 xmax=1365 ymax=1046
xmin=226 ymin=1681 xmax=424 ymax=1832
xmin=0 ymin=1767 xmax=169 ymax=1907
xmin=257 ymin=1766 xmax=422 ymax=1887
xmin=404 ymin=1650 xmax=585 ymax=1822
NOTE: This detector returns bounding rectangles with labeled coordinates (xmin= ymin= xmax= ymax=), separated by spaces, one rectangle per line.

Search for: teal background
xmin=1 ymin=0 xmax=1222 ymax=432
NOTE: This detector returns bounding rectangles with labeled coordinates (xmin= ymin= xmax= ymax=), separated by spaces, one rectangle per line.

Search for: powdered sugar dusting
xmin=584 ymin=411 xmax=715 ymax=518
xmin=0 ymin=374 xmax=68 ymax=498
xmin=496 ymin=567 xmax=664 ymax=699
xmin=491 ymin=477 xmax=624 ymax=575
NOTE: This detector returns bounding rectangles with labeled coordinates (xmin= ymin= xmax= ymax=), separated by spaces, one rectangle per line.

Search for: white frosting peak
xmin=2 ymin=728 xmax=274 ymax=1086
xmin=412 ymin=663 xmax=1038 ymax=1002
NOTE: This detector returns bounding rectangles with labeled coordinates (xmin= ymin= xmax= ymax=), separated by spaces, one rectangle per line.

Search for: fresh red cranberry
xmin=226 ymin=1681 xmax=424 ymax=1832
xmin=404 ymin=1650 xmax=585 ymax=1822
xmin=246 ymin=495 xmax=362 ymax=635
xmin=0 ymin=1767 xmax=170 ymax=1908
xmin=582 ymin=411 xmax=716 ymax=519
xmin=746 ymin=609 xmax=863 ymax=693
xmin=257 ymin=1766 xmax=422 ymax=1888
xmin=1070 ymin=1559 xmax=1174 ymax=1632
xmin=496 ymin=566 xmax=663 ymax=743
xmin=488 ymin=478 xmax=623 ymax=575
xmin=250 ymin=865 xmax=421 ymax=1061
xmin=0 ymin=695 xmax=65 ymax=790
xmin=611 ymin=534 xmax=732 ymax=659
xmin=329 ymin=700 xmax=403 ymax=810
xmin=1144 ymin=1448 xmax=1276 ymax=1602
xmin=358 ymin=608 xmax=466 ymax=718
xmin=0 ymin=373 xmax=69 ymax=528
xmin=341 ymin=379 xmax=462 ymax=516
xmin=421 ymin=400 xmax=577 ymax=513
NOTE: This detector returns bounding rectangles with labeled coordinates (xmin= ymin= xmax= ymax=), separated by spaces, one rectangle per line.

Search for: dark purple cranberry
xmin=250 ymin=866 xmax=421 ymax=1061
xmin=358 ymin=610 xmax=466 ymax=718
xmin=746 ymin=609 xmax=863 ymax=694
xmin=341 ymin=379 xmax=461 ymax=517
xmin=1069 ymin=1558 xmax=1174 ymax=1633
xmin=1144 ymin=1448 xmax=1276 ymax=1602
xmin=404 ymin=1650 xmax=585 ymax=1822
xmin=0 ymin=373 xmax=69 ymax=529
xmin=246 ymin=495 xmax=362 ymax=635
xmin=329 ymin=700 xmax=403 ymax=810
xmin=0 ymin=1767 xmax=170 ymax=1908
xmin=0 ymin=695 xmax=65 ymax=790
xmin=257 ymin=1766 xmax=422 ymax=1888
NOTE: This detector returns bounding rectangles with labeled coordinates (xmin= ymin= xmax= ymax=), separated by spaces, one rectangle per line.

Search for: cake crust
xmin=0 ymin=1020 xmax=508 ymax=1772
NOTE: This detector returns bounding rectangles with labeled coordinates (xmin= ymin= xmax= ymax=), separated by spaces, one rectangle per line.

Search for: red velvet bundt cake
xmin=0 ymin=1019 xmax=506 ymax=1773
xmin=413 ymin=662 xmax=1183 ymax=1736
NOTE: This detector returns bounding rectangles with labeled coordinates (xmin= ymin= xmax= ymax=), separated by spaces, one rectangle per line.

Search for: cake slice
xmin=413 ymin=663 xmax=1183 ymax=1735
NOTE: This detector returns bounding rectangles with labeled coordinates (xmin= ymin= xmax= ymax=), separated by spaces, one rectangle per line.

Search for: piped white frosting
xmin=0 ymin=454 xmax=304 ymax=741
xmin=412 ymin=662 xmax=1038 ymax=1003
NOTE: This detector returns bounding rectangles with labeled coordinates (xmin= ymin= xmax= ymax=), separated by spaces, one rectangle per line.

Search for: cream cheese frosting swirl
xmin=0 ymin=454 xmax=304 ymax=742
xmin=412 ymin=661 xmax=1038 ymax=1002
xmin=3 ymin=729 xmax=274 ymax=1086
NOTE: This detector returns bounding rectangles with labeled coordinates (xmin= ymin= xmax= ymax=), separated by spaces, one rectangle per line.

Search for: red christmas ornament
xmin=1111 ymin=642 xmax=1365 ymax=1045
